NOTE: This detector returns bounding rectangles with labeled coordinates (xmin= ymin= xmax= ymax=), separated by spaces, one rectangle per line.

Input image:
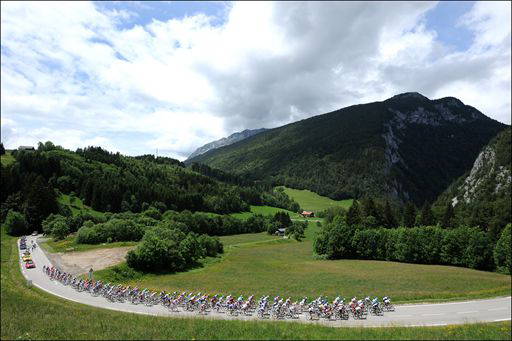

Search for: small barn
xmin=300 ymin=211 xmax=314 ymax=218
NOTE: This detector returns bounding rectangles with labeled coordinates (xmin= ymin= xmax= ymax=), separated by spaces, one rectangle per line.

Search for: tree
xmin=402 ymin=202 xmax=416 ymax=228
xmin=362 ymin=197 xmax=379 ymax=220
xmin=0 ymin=142 xmax=5 ymax=155
xmin=346 ymin=200 xmax=362 ymax=227
xmin=51 ymin=220 xmax=70 ymax=241
xmin=494 ymin=224 xmax=511 ymax=274
xmin=286 ymin=221 xmax=306 ymax=241
xmin=419 ymin=202 xmax=435 ymax=226
xmin=314 ymin=216 xmax=355 ymax=259
xmin=441 ymin=202 xmax=455 ymax=228
xmin=273 ymin=211 xmax=292 ymax=228
xmin=382 ymin=201 xmax=398 ymax=228
xmin=5 ymin=210 xmax=27 ymax=236
xmin=23 ymin=176 xmax=58 ymax=232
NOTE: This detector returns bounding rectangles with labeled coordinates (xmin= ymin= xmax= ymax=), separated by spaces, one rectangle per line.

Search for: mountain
xmin=187 ymin=128 xmax=268 ymax=160
xmin=434 ymin=127 xmax=511 ymax=239
xmin=187 ymin=92 xmax=508 ymax=205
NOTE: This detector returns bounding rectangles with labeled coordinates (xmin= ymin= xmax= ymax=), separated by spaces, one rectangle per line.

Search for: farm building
xmin=300 ymin=211 xmax=314 ymax=218
xmin=18 ymin=146 xmax=35 ymax=151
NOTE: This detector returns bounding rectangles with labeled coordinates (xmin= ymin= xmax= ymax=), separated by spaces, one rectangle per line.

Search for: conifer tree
xmin=441 ymin=202 xmax=455 ymax=228
xmin=383 ymin=201 xmax=398 ymax=228
xmin=419 ymin=202 xmax=436 ymax=226
xmin=346 ymin=200 xmax=362 ymax=227
xmin=402 ymin=202 xmax=416 ymax=228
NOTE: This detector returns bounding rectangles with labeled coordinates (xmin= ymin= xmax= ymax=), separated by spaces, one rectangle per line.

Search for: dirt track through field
xmin=43 ymin=246 xmax=135 ymax=276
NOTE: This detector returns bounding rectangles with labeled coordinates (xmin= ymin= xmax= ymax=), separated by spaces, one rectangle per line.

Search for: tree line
xmin=314 ymin=199 xmax=511 ymax=274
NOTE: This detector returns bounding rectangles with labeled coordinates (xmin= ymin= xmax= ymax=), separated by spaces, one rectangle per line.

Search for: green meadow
xmin=94 ymin=222 xmax=511 ymax=303
xmin=279 ymin=186 xmax=353 ymax=212
xmin=230 ymin=205 xmax=302 ymax=220
xmin=58 ymin=193 xmax=104 ymax=217
xmin=2 ymin=226 xmax=511 ymax=340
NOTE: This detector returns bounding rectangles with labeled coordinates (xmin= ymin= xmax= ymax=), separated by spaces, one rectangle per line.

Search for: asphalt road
xmin=18 ymin=235 xmax=511 ymax=328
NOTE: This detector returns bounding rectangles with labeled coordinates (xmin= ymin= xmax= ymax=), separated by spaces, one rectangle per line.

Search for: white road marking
xmin=422 ymin=313 xmax=444 ymax=316
xmin=457 ymin=311 xmax=478 ymax=314
xmin=488 ymin=307 xmax=507 ymax=311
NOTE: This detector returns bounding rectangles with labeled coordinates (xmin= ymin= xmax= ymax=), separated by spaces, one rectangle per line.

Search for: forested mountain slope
xmin=188 ymin=92 xmax=507 ymax=205
xmin=434 ymin=127 xmax=511 ymax=241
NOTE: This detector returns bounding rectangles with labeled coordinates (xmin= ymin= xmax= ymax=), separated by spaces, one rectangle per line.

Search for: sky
xmin=1 ymin=1 xmax=510 ymax=160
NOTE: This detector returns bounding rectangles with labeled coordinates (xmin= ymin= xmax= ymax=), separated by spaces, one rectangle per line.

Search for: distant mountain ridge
xmin=187 ymin=128 xmax=268 ymax=160
xmin=187 ymin=92 xmax=508 ymax=205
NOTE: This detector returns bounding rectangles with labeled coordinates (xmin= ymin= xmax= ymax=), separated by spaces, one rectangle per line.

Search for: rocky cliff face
xmin=449 ymin=128 xmax=511 ymax=207
xmin=187 ymin=128 xmax=267 ymax=160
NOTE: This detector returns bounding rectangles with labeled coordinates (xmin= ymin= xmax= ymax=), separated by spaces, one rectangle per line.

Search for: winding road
xmin=19 ymin=235 xmax=511 ymax=328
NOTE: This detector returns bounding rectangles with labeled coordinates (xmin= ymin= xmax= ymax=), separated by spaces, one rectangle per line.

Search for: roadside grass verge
xmin=279 ymin=186 xmax=353 ymax=212
xmin=1 ymin=225 xmax=510 ymax=340
xmin=93 ymin=222 xmax=511 ymax=303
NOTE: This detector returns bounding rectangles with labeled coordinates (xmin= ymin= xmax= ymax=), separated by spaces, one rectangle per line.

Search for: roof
xmin=277 ymin=228 xmax=286 ymax=232
xmin=18 ymin=146 xmax=35 ymax=150
xmin=302 ymin=211 xmax=314 ymax=215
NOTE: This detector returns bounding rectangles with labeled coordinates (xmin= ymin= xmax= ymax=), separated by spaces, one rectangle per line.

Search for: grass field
xmin=230 ymin=205 xmax=302 ymax=220
xmin=1 ymin=226 xmax=510 ymax=340
xmin=0 ymin=151 xmax=15 ymax=167
xmin=58 ymin=193 xmax=104 ymax=217
xmin=219 ymin=232 xmax=283 ymax=247
xmin=39 ymin=233 xmax=138 ymax=253
xmin=279 ymin=186 xmax=353 ymax=212
xmin=94 ymin=222 xmax=511 ymax=303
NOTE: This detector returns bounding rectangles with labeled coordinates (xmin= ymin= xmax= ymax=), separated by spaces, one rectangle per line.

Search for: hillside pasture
xmin=279 ymin=186 xmax=353 ymax=212
xmin=58 ymin=193 xmax=104 ymax=218
xmin=230 ymin=205 xmax=301 ymax=220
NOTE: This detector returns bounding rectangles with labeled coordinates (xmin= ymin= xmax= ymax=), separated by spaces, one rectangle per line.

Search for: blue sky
xmin=94 ymin=1 xmax=228 ymax=28
xmin=1 ymin=1 xmax=510 ymax=160
xmin=425 ymin=1 xmax=475 ymax=51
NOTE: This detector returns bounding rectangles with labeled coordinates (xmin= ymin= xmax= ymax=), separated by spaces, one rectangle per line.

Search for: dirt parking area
xmin=42 ymin=246 xmax=136 ymax=276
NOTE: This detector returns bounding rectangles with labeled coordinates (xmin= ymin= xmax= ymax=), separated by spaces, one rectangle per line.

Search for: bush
xmin=126 ymin=227 xmax=188 ymax=272
xmin=5 ymin=210 xmax=27 ymax=236
xmin=51 ymin=220 xmax=70 ymax=241
xmin=198 ymin=234 xmax=223 ymax=257
xmin=494 ymin=224 xmax=511 ymax=274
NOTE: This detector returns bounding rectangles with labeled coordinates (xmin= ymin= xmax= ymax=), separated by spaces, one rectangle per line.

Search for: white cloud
xmin=1 ymin=1 xmax=510 ymax=160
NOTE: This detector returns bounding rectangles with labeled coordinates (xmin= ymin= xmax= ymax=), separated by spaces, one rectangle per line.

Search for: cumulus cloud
xmin=1 ymin=1 xmax=510 ymax=160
